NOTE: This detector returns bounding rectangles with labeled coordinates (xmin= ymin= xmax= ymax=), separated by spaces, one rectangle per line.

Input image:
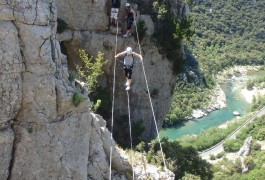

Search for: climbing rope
xmin=126 ymin=90 xmax=135 ymax=179
xmin=109 ymin=21 xmax=119 ymax=180
xmin=134 ymin=15 xmax=169 ymax=175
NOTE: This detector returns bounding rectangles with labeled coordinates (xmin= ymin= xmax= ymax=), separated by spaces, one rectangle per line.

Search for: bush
xmin=210 ymin=154 xmax=216 ymax=160
xmin=77 ymin=49 xmax=107 ymax=92
xmin=135 ymin=141 xmax=146 ymax=152
xmin=251 ymin=95 xmax=265 ymax=111
xmin=147 ymin=138 xmax=213 ymax=179
xmin=256 ymin=128 xmax=265 ymax=141
xmin=244 ymin=156 xmax=254 ymax=170
xmin=252 ymin=142 xmax=261 ymax=151
xmin=223 ymin=139 xmax=242 ymax=152
xmin=216 ymin=151 xmax=225 ymax=159
xmin=72 ymin=91 xmax=83 ymax=107
xmin=68 ymin=70 xmax=77 ymax=82
xmin=89 ymin=87 xmax=111 ymax=119
xmin=91 ymin=99 xmax=101 ymax=112
xmin=246 ymin=80 xmax=254 ymax=90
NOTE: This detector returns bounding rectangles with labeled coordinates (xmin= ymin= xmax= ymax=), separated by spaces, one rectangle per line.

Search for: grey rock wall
xmin=0 ymin=0 xmax=128 ymax=179
xmin=59 ymin=30 xmax=176 ymax=140
xmin=57 ymin=0 xmax=180 ymax=139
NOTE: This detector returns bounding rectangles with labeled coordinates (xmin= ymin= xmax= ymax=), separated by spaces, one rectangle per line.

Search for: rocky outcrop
xmin=55 ymin=0 xmax=188 ymax=140
xmin=0 ymin=0 xmax=174 ymax=179
xmin=54 ymin=0 xmax=109 ymax=31
xmin=237 ymin=137 xmax=252 ymax=173
xmin=0 ymin=128 xmax=14 ymax=180
xmin=186 ymin=84 xmax=226 ymax=119
xmin=0 ymin=0 xmax=127 ymax=179
xmin=60 ymin=29 xmax=176 ymax=140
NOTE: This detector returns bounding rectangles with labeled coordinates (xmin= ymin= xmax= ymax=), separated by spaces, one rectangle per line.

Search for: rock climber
xmin=123 ymin=3 xmax=136 ymax=37
xmin=110 ymin=0 xmax=121 ymax=26
xmin=115 ymin=47 xmax=143 ymax=90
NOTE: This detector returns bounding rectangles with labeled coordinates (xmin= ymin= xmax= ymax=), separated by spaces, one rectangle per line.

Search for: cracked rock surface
xmin=0 ymin=0 xmax=128 ymax=179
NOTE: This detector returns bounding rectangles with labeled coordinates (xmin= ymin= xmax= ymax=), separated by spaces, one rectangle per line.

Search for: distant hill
xmin=189 ymin=0 xmax=265 ymax=75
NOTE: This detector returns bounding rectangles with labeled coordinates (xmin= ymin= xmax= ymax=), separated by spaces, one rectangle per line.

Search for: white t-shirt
xmin=120 ymin=51 xmax=134 ymax=66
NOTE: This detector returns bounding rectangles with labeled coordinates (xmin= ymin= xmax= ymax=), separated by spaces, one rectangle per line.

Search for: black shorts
xmin=124 ymin=66 xmax=133 ymax=79
xmin=127 ymin=20 xmax=134 ymax=30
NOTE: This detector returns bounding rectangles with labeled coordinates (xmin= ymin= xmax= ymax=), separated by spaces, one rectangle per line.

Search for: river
xmin=159 ymin=73 xmax=257 ymax=140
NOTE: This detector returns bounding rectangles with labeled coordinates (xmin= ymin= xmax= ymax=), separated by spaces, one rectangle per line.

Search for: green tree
xmin=77 ymin=49 xmax=107 ymax=92
xmin=223 ymin=139 xmax=242 ymax=152
xmin=147 ymin=138 xmax=213 ymax=179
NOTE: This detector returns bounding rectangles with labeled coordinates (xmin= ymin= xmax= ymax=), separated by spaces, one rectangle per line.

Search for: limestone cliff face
xmin=0 ymin=1 xmax=127 ymax=179
xmin=55 ymin=0 xmax=188 ymax=140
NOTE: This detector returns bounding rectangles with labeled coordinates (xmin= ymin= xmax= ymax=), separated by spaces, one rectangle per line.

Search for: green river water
xmin=160 ymin=70 xmax=264 ymax=140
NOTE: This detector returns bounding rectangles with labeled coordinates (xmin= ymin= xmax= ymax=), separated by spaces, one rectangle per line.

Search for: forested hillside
xmin=166 ymin=0 xmax=265 ymax=124
xmin=189 ymin=0 xmax=265 ymax=75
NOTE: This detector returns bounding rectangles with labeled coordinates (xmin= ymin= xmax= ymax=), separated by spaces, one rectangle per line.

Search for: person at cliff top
xmin=110 ymin=0 xmax=121 ymax=26
xmin=115 ymin=47 xmax=143 ymax=90
xmin=123 ymin=3 xmax=136 ymax=37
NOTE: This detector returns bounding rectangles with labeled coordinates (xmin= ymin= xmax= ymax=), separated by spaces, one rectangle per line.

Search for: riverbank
xmin=241 ymin=87 xmax=265 ymax=103
xmin=216 ymin=65 xmax=261 ymax=83
xmin=187 ymin=84 xmax=226 ymax=119
xmin=189 ymin=65 xmax=264 ymax=119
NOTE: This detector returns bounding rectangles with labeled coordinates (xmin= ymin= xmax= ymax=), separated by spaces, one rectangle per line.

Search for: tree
xmin=77 ymin=49 xmax=107 ymax=92
xmin=147 ymin=138 xmax=213 ymax=179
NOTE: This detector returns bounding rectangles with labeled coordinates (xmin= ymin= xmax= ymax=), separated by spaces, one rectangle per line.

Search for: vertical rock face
xmin=60 ymin=30 xmax=176 ymax=140
xmin=0 ymin=0 xmax=128 ymax=179
xmin=0 ymin=16 xmax=23 ymax=180
xmin=54 ymin=0 xmax=109 ymax=31
xmin=55 ymin=0 xmax=182 ymax=140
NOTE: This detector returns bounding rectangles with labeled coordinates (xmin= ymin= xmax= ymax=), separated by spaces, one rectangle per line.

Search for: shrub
xmin=135 ymin=141 xmax=146 ymax=152
xmin=89 ymin=87 xmax=111 ymax=119
xmin=223 ymin=139 xmax=242 ymax=152
xmin=72 ymin=91 xmax=83 ymax=107
xmin=91 ymin=99 xmax=101 ymax=112
xmin=216 ymin=151 xmax=225 ymax=159
xmin=246 ymin=80 xmax=254 ymax=90
xmin=57 ymin=18 xmax=68 ymax=33
xmin=77 ymin=49 xmax=107 ymax=92
xmin=210 ymin=154 xmax=216 ymax=160
xmin=68 ymin=70 xmax=77 ymax=82
xmin=256 ymin=128 xmax=265 ymax=141
xmin=244 ymin=156 xmax=254 ymax=170
xmin=252 ymin=142 xmax=261 ymax=151
xmin=134 ymin=20 xmax=147 ymax=42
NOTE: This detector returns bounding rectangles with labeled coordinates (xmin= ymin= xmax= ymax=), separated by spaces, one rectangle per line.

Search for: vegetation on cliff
xmin=165 ymin=0 xmax=265 ymax=124
xmin=212 ymin=115 xmax=265 ymax=180
xmin=189 ymin=0 xmax=265 ymax=75
xmin=152 ymin=0 xmax=194 ymax=74
xmin=136 ymin=138 xmax=213 ymax=179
